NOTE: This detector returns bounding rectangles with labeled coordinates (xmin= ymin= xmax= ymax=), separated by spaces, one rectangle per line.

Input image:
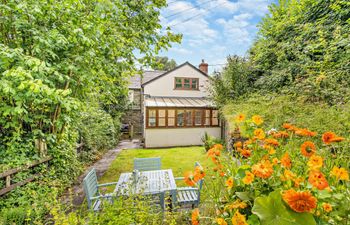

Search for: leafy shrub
xmin=1 ymin=207 xmax=29 ymax=225
xmin=201 ymin=132 xmax=224 ymax=152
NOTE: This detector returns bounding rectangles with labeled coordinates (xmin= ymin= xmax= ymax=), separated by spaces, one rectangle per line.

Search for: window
xmin=146 ymin=108 xmax=219 ymax=128
xmin=148 ymin=109 xmax=156 ymax=127
xmin=174 ymin=77 xmax=199 ymax=90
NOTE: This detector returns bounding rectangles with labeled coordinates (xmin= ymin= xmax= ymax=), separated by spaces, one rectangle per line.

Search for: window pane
xmin=185 ymin=110 xmax=192 ymax=126
xmin=177 ymin=110 xmax=184 ymax=126
xmin=184 ymin=78 xmax=190 ymax=88
xmin=149 ymin=109 xmax=156 ymax=117
xmin=195 ymin=110 xmax=202 ymax=126
xmin=168 ymin=118 xmax=175 ymax=126
xmin=212 ymin=110 xmax=218 ymax=117
xmin=168 ymin=110 xmax=175 ymax=117
xmin=159 ymin=110 xmax=166 ymax=117
xmin=158 ymin=118 xmax=166 ymax=126
xmin=175 ymin=78 xmax=182 ymax=89
xmin=205 ymin=110 xmax=211 ymax=125
xmin=191 ymin=79 xmax=198 ymax=89
xmin=149 ymin=117 xmax=156 ymax=127
xmin=212 ymin=110 xmax=219 ymax=126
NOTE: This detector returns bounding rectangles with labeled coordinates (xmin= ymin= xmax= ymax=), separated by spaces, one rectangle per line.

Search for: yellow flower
xmin=272 ymin=158 xmax=279 ymax=165
xmin=254 ymin=128 xmax=265 ymax=140
xmin=322 ymin=203 xmax=332 ymax=213
xmin=235 ymin=113 xmax=246 ymax=122
xmin=226 ymin=199 xmax=248 ymax=210
xmin=232 ymin=211 xmax=248 ymax=225
xmin=307 ymin=155 xmax=323 ymax=170
xmin=330 ymin=166 xmax=349 ymax=181
xmin=226 ymin=177 xmax=234 ymax=189
xmin=216 ymin=218 xmax=228 ymax=225
xmin=252 ymin=115 xmax=263 ymax=125
xmin=242 ymin=171 xmax=254 ymax=184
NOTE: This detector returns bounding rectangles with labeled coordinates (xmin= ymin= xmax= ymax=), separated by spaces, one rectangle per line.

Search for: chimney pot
xmin=199 ymin=59 xmax=208 ymax=74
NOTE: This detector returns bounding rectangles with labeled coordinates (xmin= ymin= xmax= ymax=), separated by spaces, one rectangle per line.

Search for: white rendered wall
xmin=144 ymin=127 xmax=221 ymax=148
xmin=143 ymin=64 xmax=210 ymax=97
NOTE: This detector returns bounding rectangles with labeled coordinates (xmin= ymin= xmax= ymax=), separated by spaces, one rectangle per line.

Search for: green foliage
xmin=252 ymin=190 xmax=316 ymax=225
xmin=153 ymin=56 xmax=177 ymax=71
xmin=201 ymin=132 xmax=224 ymax=152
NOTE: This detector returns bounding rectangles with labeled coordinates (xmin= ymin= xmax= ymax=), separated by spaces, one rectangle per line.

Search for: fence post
xmin=6 ymin=176 xmax=10 ymax=188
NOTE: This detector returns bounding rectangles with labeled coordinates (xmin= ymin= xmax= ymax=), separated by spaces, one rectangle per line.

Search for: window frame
xmin=146 ymin=107 xmax=220 ymax=129
xmin=174 ymin=77 xmax=199 ymax=90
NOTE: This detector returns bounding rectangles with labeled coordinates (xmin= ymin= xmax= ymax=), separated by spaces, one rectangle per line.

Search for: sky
xmin=159 ymin=0 xmax=275 ymax=73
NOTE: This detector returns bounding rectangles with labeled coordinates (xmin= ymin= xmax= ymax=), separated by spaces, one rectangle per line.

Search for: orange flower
xmin=219 ymin=171 xmax=225 ymax=177
xmin=308 ymin=171 xmax=329 ymax=190
xmin=252 ymin=160 xmax=273 ymax=178
xmin=242 ymin=171 xmax=254 ymax=184
xmin=216 ymin=218 xmax=228 ymax=225
xmin=264 ymin=145 xmax=276 ymax=155
xmin=272 ymin=158 xmax=279 ymax=165
xmin=254 ymin=128 xmax=266 ymax=140
xmin=191 ymin=208 xmax=200 ymax=225
xmin=281 ymin=169 xmax=296 ymax=181
xmin=282 ymin=123 xmax=298 ymax=131
xmin=194 ymin=166 xmax=205 ymax=182
xmin=264 ymin=138 xmax=279 ymax=146
xmin=281 ymin=152 xmax=292 ymax=169
xmin=225 ymin=199 xmax=248 ymax=210
xmin=234 ymin=141 xmax=243 ymax=149
xmin=307 ymin=155 xmax=323 ymax=170
xmin=282 ymin=189 xmax=317 ymax=213
xmin=226 ymin=177 xmax=234 ymax=189
xmin=235 ymin=114 xmax=245 ymax=122
xmin=184 ymin=171 xmax=196 ymax=186
xmin=294 ymin=177 xmax=304 ymax=188
xmin=295 ymin=128 xmax=317 ymax=137
xmin=322 ymin=203 xmax=332 ymax=213
xmin=300 ymin=141 xmax=316 ymax=157
xmin=322 ymin=132 xmax=345 ymax=144
xmin=213 ymin=144 xmax=224 ymax=151
xmin=240 ymin=149 xmax=251 ymax=158
xmin=231 ymin=211 xmax=248 ymax=225
xmin=330 ymin=166 xmax=349 ymax=181
xmin=273 ymin=131 xmax=290 ymax=138
xmin=252 ymin=115 xmax=263 ymax=126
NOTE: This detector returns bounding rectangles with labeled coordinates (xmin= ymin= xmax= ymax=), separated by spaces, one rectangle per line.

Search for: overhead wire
xmin=168 ymin=0 xmax=229 ymax=27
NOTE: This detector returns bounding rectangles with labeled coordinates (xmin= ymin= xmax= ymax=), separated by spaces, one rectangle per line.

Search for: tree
xmin=153 ymin=56 xmax=177 ymax=71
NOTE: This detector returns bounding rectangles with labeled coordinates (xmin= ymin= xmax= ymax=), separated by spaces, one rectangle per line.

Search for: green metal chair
xmin=174 ymin=162 xmax=204 ymax=209
xmin=133 ymin=157 xmax=161 ymax=171
xmin=83 ymin=168 xmax=118 ymax=211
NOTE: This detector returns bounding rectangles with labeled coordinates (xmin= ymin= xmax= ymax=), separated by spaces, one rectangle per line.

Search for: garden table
xmin=114 ymin=169 xmax=177 ymax=209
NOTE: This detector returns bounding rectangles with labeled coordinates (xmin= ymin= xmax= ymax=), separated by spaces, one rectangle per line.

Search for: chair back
xmin=83 ymin=168 xmax=99 ymax=208
xmin=134 ymin=157 xmax=161 ymax=171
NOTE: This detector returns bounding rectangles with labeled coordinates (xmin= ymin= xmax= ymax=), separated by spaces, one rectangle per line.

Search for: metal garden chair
xmin=133 ymin=157 xmax=161 ymax=171
xmin=174 ymin=162 xmax=204 ymax=209
xmin=83 ymin=168 xmax=118 ymax=211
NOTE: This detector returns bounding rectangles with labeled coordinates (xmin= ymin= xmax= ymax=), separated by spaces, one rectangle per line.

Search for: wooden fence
xmin=0 ymin=157 xmax=52 ymax=196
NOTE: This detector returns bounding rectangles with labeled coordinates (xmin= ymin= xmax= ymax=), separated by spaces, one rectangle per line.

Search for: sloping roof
xmin=128 ymin=70 xmax=165 ymax=89
xmin=144 ymin=96 xmax=215 ymax=108
xmin=141 ymin=62 xmax=209 ymax=87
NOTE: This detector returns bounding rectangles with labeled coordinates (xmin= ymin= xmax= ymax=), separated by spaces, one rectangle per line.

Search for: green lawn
xmin=100 ymin=146 xmax=213 ymax=185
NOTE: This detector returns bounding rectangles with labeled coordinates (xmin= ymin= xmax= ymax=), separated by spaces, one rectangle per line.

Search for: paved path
xmin=61 ymin=139 xmax=141 ymax=207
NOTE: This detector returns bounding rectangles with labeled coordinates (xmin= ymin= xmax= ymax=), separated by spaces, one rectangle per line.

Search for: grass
xmin=99 ymin=146 xmax=214 ymax=185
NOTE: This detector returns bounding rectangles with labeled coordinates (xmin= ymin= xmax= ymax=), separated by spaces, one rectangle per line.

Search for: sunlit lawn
xmin=100 ymin=146 xmax=213 ymax=183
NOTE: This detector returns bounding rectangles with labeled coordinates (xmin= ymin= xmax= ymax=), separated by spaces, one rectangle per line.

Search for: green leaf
xmin=252 ymin=190 xmax=316 ymax=225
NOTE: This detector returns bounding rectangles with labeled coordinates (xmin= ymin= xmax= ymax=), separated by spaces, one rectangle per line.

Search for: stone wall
xmin=122 ymin=89 xmax=143 ymax=136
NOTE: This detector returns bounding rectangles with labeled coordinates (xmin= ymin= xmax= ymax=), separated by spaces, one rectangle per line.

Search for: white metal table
xmin=114 ymin=169 xmax=177 ymax=209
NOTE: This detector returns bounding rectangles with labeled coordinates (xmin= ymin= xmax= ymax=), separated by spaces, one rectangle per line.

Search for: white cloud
xmin=171 ymin=47 xmax=193 ymax=55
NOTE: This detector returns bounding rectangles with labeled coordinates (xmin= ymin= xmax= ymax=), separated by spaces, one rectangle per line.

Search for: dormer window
xmin=174 ymin=77 xmax=199 ymax=90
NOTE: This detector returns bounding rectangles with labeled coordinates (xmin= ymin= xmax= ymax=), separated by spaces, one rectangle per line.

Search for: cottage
xmin=123 ymin=60 xmax=222 ymax=148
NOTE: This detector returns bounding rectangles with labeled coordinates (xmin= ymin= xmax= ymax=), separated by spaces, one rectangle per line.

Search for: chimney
xmin=199 ymin=59 xmax=208 ymax=74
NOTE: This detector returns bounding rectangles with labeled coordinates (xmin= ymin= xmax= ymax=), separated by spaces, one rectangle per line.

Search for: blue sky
xmin=159 ymin=0 xmax=275 ymax=73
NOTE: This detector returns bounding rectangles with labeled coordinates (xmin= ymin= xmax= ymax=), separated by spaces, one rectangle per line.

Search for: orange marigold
xmin=322 ymin=203 xmax=333 ymax=213
xmin=281 ymin=152 xmax=292 ymax=169
xmin=272 ymin=157 xmax=279 ymax=165
xmin=282 ymin=189 xmax=317 ymax=213
xmin=226 ymin=177 xmax=234 ymax=190
xmin=252 ymin=160 xmax=273 ymax=178
xmin=263 ymin=144 xmax=276 ymax=155
xmin=194 ymin=166 xmax=205 ymax=182
xmin=191 ymin=208 xmax=200 ymax=225
xmin=216 ymin=218 xmax=228 ymax=225
xmin=242 ymin=171 xmax=254 ymax=184
xmin=282 ymin=123 xmax=298 ymax=131
xmin=213 ymin=144 xmax=224 ymax=151
xmin=235 ymin=113 xmax=246 ymax=122
xmin=234 ymin=141 xmax=243 ymax=149
xmin=300 ymin=141 xmax=316 ymax=157
xmin=322 ymin=132 xmax=345 ymax=144
xmin=240 ymin=149 xmax=251 ymax=158
xmin=231 ymin=211 xmax=248 ymax=225
xmin=281 ymin=169 xmax=296 ymax=181
xmin=307 ymin=155 xmax=323 ymax=170
xmin=273 ymin=131 xmax=290 ymax=139
xmin=252 ymin=115 xmax=263 ymax=126
xmin=330 ymin=166 xmax=349 ymax=181
xmin=254 ymin=128 xmax=266 ymax=140
xmin=184 ymin=171 xmax=196 ymax=186
xmin=264 ymin=138 xmax=279 ymax=146
xmin=308 ymin=171 xmax=329 ymax=190
xmin=295 ymin=128 xmax=317 ymax=137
